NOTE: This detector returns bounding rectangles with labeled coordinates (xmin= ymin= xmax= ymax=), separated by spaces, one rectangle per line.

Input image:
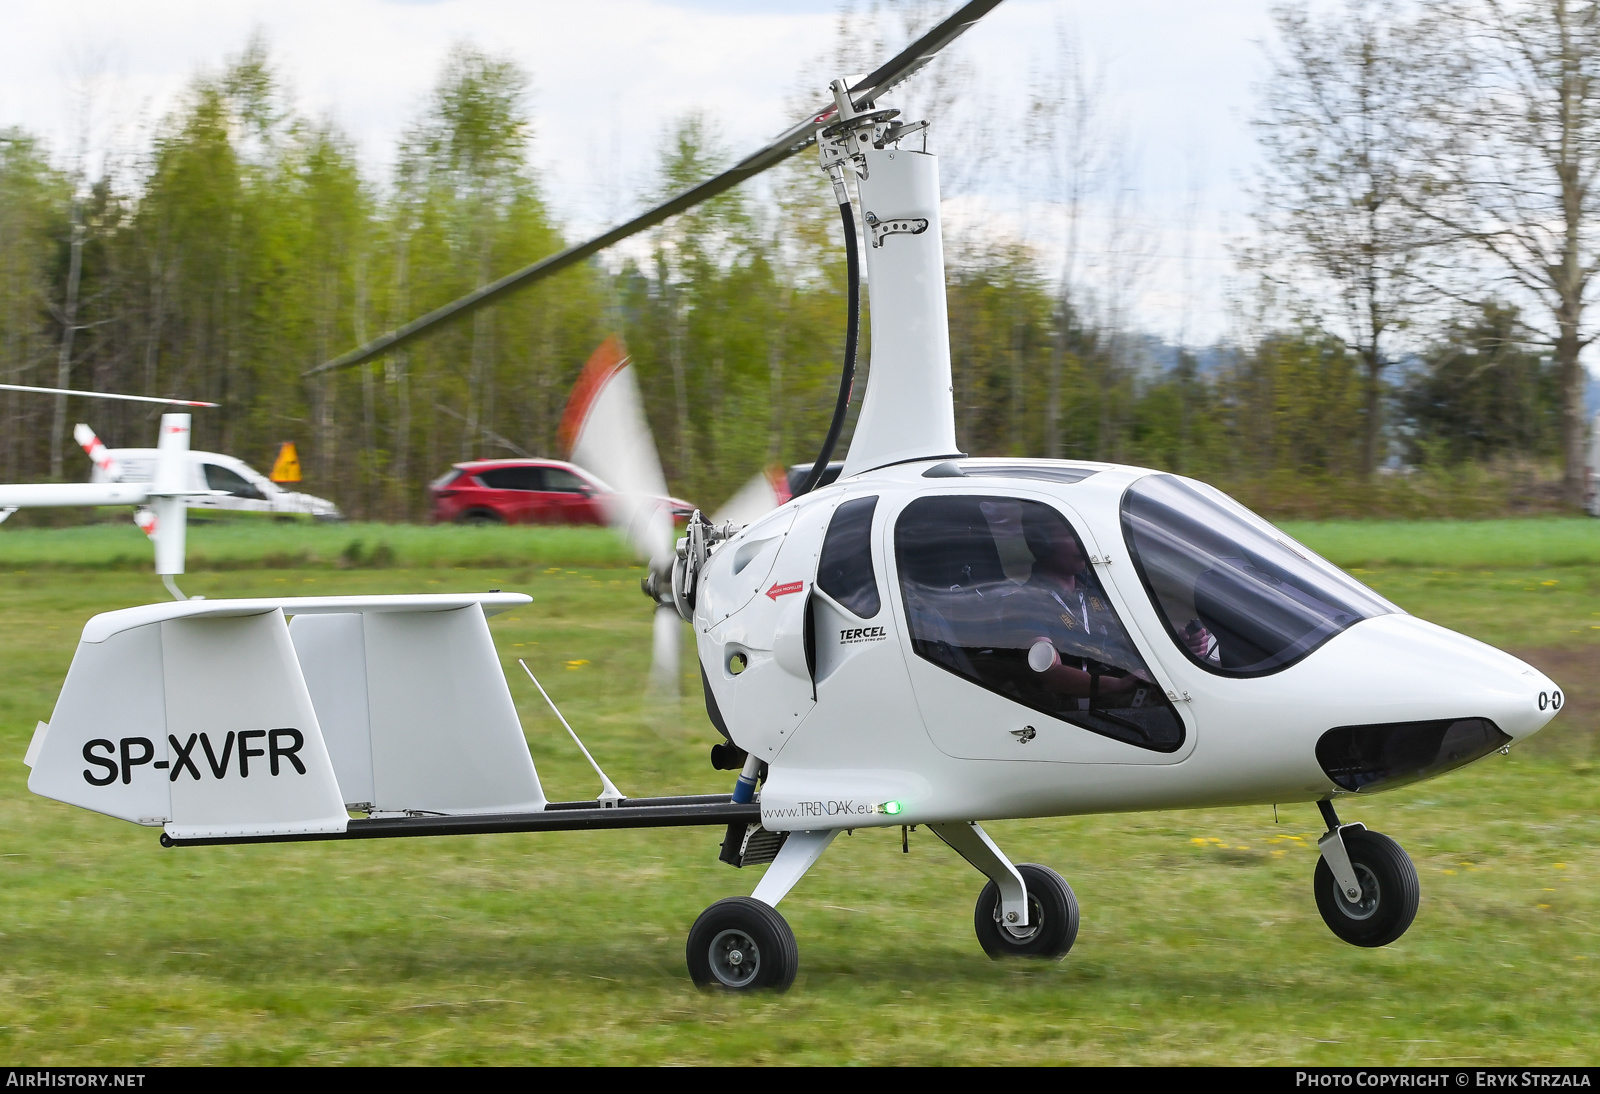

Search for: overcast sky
xmin=0 ymin=0 xmax=1283 ymax=346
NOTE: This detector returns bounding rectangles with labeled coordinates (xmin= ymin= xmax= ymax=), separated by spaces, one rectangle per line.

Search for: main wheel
xmin=686 ymin=897 xmax=799 ymax=992
xmin=1313 ymin=829 xmax=1420 ymax=947
xmin=973 ymin=863 xmax=1080 ymax=960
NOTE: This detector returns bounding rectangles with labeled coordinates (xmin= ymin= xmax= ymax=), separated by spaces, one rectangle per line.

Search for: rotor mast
xmin=815 ymin=82 xmax=960 ymax=478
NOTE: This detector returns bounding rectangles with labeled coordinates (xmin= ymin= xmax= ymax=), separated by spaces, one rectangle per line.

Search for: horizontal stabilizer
xmin=0 ymin=482 xmax=152 ymax=508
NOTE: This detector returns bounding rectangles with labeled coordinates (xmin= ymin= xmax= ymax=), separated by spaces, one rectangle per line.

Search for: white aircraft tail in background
xmin=0 ymin=413 xmax=217 ymax=599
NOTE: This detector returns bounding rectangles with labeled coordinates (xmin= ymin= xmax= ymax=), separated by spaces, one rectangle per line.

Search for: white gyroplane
xmin=22 ymin=0 xmax=1562 ymax=992
xmin=0 ymin=386 xmax=221 ymax=600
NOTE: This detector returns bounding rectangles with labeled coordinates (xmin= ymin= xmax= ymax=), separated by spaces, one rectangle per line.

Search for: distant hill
xmin=1128 ymin=335 xmax=1238 ymax=382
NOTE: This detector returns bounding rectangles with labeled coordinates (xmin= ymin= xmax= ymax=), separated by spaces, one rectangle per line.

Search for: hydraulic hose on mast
xmin=794 ymin=195 xmax=860 ymax=497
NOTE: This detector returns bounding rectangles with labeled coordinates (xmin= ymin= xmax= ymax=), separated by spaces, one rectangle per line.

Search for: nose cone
xmin=1345 ymin=615 xmax=1560 ymax=741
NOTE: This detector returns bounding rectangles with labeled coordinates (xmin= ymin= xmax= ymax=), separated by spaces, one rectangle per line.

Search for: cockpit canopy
xmin=1120 ymin=474 xmax=1398 ymax=676
xmin=896 ymin=494 xmax=1185 ymax=752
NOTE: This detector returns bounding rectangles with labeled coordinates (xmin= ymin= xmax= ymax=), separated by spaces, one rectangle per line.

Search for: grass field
xmin=2 ymin=513 xmax=1596 ymax=572
xmin=0 ymin=523 xmax=1596 ymax=1064
xmin=0 ymin=520 xmax=635 ymax=571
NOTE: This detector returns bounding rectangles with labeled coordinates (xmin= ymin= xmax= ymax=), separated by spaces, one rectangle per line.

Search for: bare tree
xmin=1409 ymin=0 xmax=1600 ymax=505
xmin=48 ymin=50 xmax=111 ymax=480
xmin=1088 ymin=147 xmax=1157 ymax=463
xmin=1028 ymin=25 xmax=1110 ymax=458
xmin=1249 ymin=0 xmax=1429 ymax=478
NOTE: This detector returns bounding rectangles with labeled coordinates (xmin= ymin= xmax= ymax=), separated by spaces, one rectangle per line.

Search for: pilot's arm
xmin=1026 ymin=638 xmax=1149 ymax=698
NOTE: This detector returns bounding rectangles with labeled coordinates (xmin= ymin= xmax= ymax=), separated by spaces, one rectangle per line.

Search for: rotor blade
xmin=713 ymin=467 xmax=785 ymax=529
xmin=305 ymin=0 xmax=1007 ymax=378
xmin=0 ymin=383 xmax=218 ymax=408
xmin=846 ymin=0 xmax=1004 ymax=109
xmin=303 ymin=118 xmax=820 ymax=378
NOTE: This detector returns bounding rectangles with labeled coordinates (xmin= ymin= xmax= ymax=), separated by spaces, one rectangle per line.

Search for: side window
xmin=894 ymin=494 xmax=1183 ymax=753
xmin=478 ymin=467 xmax=545 ymax=491
xmin=543 ymin=468 xmax=589 ymax=494
xmin=817 ymin=496 xmax=880 ymax=618
xmin=204 ymin=464 xmax=264 ymax=500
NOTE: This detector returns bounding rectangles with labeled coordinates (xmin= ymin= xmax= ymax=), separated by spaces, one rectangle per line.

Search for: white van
xmin=1587 ymin=413 xmax=1600 ymax=517
xmin=92 ymin=449 xmax=342 ymax=520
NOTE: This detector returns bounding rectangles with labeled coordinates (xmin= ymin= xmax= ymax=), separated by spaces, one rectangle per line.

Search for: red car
xmin=429 ymin=458 xmax=693 ymax=527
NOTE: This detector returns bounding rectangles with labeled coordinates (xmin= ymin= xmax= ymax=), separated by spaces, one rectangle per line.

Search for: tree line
xmin=0 ymin=3 xmax=1587 ymax=523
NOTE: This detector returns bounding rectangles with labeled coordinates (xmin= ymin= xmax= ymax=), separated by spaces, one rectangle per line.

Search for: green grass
xmin=1282 ymin=517 xmax=1600 ymax=569
xmin=0 ymin=557 xmax=1595 ymax=1063
xmin=6 ymin=515 xmax=1597 ymax=573
xmin=0 ymin=520 xmax=635 ymax=571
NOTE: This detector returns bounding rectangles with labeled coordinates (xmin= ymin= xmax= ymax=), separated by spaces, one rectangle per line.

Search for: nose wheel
xmin=973 ymin=862 xmax=1080 ymax=959
xmin=1313 ymin=828 xmax=1419 ymax=947
xmin=686 ymin=897 xmax=799 ymax=992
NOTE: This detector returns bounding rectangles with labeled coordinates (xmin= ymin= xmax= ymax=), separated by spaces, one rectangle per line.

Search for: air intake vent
xmin=1316 ymin=718 xmax=1511 ymax=793
xmin=720 ymin=822 xmax=789 ymax=868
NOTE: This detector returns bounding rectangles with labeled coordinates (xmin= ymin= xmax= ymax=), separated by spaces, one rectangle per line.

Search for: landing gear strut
xmin=1313 ymin=800 xmax=1420 ymax=947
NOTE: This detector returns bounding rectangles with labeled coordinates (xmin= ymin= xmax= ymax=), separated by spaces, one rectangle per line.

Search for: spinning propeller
xmin=558 ymin=336 xmax=787 ymax=693
xmin=558 ymin=336 xmax=683 ymax=691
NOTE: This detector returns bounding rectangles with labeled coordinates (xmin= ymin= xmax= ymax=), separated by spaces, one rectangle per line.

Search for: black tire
xmin=1314 ymin=829 xmax=1420 ymax=948
xmin=686 ymin=897 xmax=799 ymax=992
xmin=973 ymin=863 xmax=1079 ymax=960
xmin=458 ymin=510 xmax=502 ymax=526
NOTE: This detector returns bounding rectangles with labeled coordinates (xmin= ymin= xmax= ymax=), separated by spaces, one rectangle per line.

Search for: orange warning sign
xmin=270 ymin=441 xmax=302 ymax=483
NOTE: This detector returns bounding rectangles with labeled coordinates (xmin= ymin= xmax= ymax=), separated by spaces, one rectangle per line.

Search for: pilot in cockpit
xmin=1004 ymin=515 xmax=1216 ymax=706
